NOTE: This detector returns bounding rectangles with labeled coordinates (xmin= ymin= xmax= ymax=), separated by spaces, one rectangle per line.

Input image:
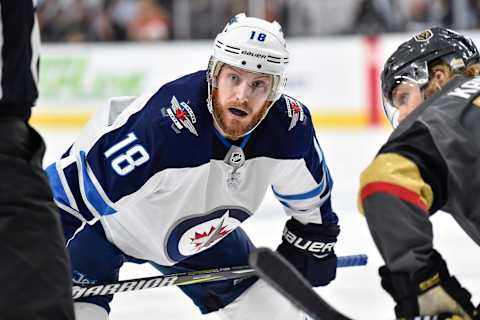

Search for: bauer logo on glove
xmin=282 ymin=224 xmax=336 ymax=258
xmin=277 ymin=218 xmax=340 ymax=287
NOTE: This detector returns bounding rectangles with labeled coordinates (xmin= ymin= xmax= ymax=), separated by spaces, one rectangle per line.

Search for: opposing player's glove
xmin=276 ymin=218 xmax=339 ymax=287
xmin=379 ymin=250 xmax=479 ymax=320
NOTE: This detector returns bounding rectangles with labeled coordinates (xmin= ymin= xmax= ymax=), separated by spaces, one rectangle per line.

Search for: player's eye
xmin=393 ymin=93 xmax=409 ymax=108
xmin=251 ymin=80 xmax=265 ymax=89
xmin=229 ymin=73 xmax=240 ymax=82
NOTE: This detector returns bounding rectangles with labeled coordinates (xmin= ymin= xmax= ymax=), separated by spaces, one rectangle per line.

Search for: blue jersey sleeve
xmin=271 ymin=101 xmax=338 ymax=224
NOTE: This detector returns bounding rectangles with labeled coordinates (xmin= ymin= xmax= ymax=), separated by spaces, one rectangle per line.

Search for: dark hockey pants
xmin=0 ymin=118 xmax=74 ymax=320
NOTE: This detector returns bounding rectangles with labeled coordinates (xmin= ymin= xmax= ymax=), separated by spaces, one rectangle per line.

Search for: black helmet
xmin=381 ymin=27 xmax=480 ymax=127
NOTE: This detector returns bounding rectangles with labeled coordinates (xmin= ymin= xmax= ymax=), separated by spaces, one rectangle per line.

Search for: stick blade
xmin=249 ymin=247 xmax=353 ymax=320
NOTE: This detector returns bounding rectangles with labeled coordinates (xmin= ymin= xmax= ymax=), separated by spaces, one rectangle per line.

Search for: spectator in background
xmin=471 ymin=0 xmax=480 ymax=27
xmin=127 ymin=0 xmax=170 ymax=41
xmin=264 ymin=0 xmax=286 ymax=27
xmin=38 ymin=0 xmax=95 ymax=42
xmin=352 ymin=0 xmax=403 ymax=34
xmin=284 ymin=0 xmax=360 ymax=36
xmin=352 ymin=0 xmax=453 ymax=34
xmin=37 ymin=0 xmax=63 ymax=41
xmin=184 ymin=0 xmax=229 ymax=39
xmin=90 ymin=0 xmax=130 ymax=42
xmin=91 ymin=10 xmax=117 ymax=42
xmin=402 ymin=0 xmax=451 ymax=31
xmin=33 ymin=0 xmax=480 ymax=41
xmin=107 ymin=0 xmax=140 ymax=41
xmin=37 ymin=0 xmax=102 ymax=42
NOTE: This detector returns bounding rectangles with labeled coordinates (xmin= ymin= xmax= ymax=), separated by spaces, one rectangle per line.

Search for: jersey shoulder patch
xmin=252 ymin=95 xmax=314 ymax=159
xmin=164 ymin=95 xmax=199 ymax=137
xmin=147 ymin=70 xmax=209 ymax=138
xmin=282 ymin=95 xmax=306 ymax=130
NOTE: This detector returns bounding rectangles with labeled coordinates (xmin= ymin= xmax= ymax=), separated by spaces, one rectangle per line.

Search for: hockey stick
xmin=73 ymin=253 xmax=367 ymax=299
xmin=249 ymin=247 xmax=354 ymax=320
xmin=249 ymin=248 xmax=464 ymax=320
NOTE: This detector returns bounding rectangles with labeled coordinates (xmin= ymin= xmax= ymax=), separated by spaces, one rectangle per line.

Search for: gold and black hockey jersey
xmin=359 ymin=75 xmax=480 ymax=273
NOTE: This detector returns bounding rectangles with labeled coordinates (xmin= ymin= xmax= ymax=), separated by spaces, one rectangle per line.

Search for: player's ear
xmin=425 ymin=65 xmax=451 ymax=98
xmin=432 ymin=68 xmax=449 ymax=87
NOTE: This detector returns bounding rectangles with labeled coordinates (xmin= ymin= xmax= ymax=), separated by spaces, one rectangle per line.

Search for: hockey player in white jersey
xmin=46 ymin=13 xmax=340 ymax=319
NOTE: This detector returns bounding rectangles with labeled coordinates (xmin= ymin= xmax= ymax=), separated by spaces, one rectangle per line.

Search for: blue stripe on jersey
xmin=80 ymin=151 xmax=116 ymax=216
xmin=279 ymin=200 xmax=318 ymax=213
xmin=62 ymin=161 xmax=98 ymax=222
xmin=272 ymin=181 xmax=325 ymax=201
xmin=46 ymin=163 xmax=71 ymax=208
xmin=279 ymin=200 xmax=291 ymax=208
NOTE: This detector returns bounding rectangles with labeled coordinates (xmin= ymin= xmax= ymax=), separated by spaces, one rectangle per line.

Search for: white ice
xmin=39 ymin=127 xmax=480 ymax=320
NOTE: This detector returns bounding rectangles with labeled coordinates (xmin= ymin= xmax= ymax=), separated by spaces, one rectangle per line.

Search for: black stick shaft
xmin=249 ymin=247 xmax=355 ymax=320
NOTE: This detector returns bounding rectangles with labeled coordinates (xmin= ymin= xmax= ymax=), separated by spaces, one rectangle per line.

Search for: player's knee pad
xmin=74 ymin=302 xmax=108 ymax=320
xmin=215 ymin=279 xmax=306 ymax=320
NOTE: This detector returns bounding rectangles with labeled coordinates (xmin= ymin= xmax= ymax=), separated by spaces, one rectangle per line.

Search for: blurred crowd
xmin=37 ymin=0 xmax=480 ymax=42
xmin=39 ymin=0 xmax=172 ymax=42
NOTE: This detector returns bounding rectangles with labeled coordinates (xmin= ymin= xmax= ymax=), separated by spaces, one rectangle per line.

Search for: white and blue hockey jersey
xmin=46 ymin=70 xmax=338 ymax=266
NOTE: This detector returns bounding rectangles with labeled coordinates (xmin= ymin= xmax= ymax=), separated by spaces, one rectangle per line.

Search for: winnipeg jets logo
xmin=284 ymin=96 xmax=305 ymax=130
xmin=166 ymin=96 xmax=198 ymax=136
xmin=190 ymin=211 xmax=232 ymax=252
xmin=167 ymin=208 xmax=251 ymax=262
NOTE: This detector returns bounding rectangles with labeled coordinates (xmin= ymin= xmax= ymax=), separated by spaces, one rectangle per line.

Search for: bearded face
xmin=212 ymin=90 xmax=270 ymax=140
xmin=211 ymin=65 xmax=273 ymax=140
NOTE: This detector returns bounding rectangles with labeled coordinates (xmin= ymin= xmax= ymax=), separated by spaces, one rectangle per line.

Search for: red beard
xmin=212 ymin=89 xmax=270 ymax=140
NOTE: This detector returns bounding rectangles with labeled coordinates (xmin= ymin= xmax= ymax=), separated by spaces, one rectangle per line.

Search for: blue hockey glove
xmin=276 ymin=218 xmax=340 ymax=287
xmin=379 ymin=250 xmax=479 ymax=320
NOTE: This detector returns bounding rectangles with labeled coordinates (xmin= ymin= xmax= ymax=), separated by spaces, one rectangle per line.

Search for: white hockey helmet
xmin=207 ymin=13 xmax=289 ymax=115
